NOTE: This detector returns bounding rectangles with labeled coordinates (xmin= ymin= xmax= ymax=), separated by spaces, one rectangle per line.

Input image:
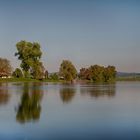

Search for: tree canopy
xmin=59 ymin=60 xmax=77 ymax=81
xmin=12 ymin=40 xmax=117 ymax=83
xmin=79 ymin=65 xmax=116 ymax=82
xmin=15 ymin=40 xmax=44 ymax=79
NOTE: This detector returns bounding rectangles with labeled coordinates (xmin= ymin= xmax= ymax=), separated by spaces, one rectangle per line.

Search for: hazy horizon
xmin=0 ymin=0 xmax=139 ymax=73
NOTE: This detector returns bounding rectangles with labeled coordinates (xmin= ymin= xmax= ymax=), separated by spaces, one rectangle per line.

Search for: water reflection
xmin=60 ymin=85 xmax=76 ymax=103
xmin=16 ymin=82 xmax=43 ymax=123
xmin=80 ymin=84 xmax=116 ymax=98
xmin=0 ymin=83 xmax=10 ymax=105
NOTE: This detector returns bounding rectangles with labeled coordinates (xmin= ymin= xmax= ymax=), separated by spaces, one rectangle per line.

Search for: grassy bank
xmin=0 ymin=78 xmax=39 ymax=82
xmin=0 ymin=78 xmax=61 ymax=83
xmin=1 ymin=77 xmax=140 ymax=83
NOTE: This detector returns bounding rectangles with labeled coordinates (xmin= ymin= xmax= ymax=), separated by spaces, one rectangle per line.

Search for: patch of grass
xmin=0 ymin=78 xmax=40 ymax=82
xmin=0 ymin=78 xmax=63 ymax=83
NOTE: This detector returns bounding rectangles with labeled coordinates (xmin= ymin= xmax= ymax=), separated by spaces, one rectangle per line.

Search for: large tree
xmin=15 ymin=40 xmax=44 ymax=79
xmin=59 ymin=60 xmax=77 ymax=81
xmin=89 ymin=65 xmax=104 ymax=82
xmin=0 ymin=58 xmax=12 ymax=77
xmin=79 ymin=68 xmax=91 ymax=80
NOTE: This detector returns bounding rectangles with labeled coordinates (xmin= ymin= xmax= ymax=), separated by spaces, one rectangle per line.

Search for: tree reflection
xmin=80 ymin=84 xmax=116 ymax=98
xmin=60 ymin=86 xmax=76 ymax=103
xmin=16 ymin=82 xmax=43 ymax=123
xmin=0 ymin=83 xmax=10 ymax=105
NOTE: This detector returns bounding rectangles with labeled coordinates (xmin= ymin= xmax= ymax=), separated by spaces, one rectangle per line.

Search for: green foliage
xmin=59 ymin=60 xmax=77 ymax=81
xmin=89 ymin=65 xmax=104 ymax=82
xmin=15 ymin=40 xmax=44 ymax=79
xmin=79 ymin=65 xmax=116 ymax=83
xmin=49 ymin=73 xmax=59 ymax=80
xmin=0 ymin=58 xmax=12 ymax=77
xmin=12 ymin=68 xmax=23 ymax=78
xmin=30 ymin=62 xmax=45 ymax=80
xmin=23 ymin=71 xmax=31 ymax=79
xmin=103 ymin=66 xmax=116 ymax=82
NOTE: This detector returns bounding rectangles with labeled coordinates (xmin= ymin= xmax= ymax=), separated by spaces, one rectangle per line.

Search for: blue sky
xmin=0 ymin=0 xmax=139 ymax=72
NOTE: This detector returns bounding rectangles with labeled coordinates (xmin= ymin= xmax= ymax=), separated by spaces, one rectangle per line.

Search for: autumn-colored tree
xmin=0 ymin=58 xmax=12 ymax=77
xmin=79 ymin=68 xmax=91 ymax=80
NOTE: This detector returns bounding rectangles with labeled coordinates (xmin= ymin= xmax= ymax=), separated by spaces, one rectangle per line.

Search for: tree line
xmin=0 ymin=40 xmax=116 ymax=82
xmin=79 ymin=65 xmax=116 ymax=82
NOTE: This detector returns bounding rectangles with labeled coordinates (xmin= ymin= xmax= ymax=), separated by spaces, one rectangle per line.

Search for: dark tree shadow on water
xmin=16 ymin=82 xmax=43 ymax=124
xmin=80 ymin=84 xmax=116 ymax=98
xmin=59 ymin=85 xmax=76 ymax=104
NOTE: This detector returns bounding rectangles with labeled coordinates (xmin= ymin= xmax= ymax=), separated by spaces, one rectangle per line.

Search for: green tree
xmin=0 ymin=58 xmax=12 ymax=77
xmin=103 ymin=66 xmax=116 ymax=82
xmin=59 ymin=60 xmax=77 ymax=81
xmin=30 ymin=61 xmax=45 ymax=79
xmin=89 ymin=65 xmax=104 ymax=82
xmin=49 ymin=73 xmax=59 ymax=80
xmin=79 ymin=65 xmax=116 ymax=83
xmin=15 ymin=40 xmax=44 ymax=79
xmin=12 ymin=68 xmax=23 ymax=78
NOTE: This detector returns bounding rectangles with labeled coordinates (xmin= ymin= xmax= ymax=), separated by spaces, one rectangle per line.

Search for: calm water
xmin=0 ymin=82 xmax=140 ymax=140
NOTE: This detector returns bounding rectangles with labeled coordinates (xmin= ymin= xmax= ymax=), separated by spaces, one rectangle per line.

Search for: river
xmin=0 ymin=82 xmax=140 ymax=140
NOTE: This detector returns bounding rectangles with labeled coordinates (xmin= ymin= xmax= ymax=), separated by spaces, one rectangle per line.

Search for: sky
xmin=0 ymin=0 xmax=140 ymax=72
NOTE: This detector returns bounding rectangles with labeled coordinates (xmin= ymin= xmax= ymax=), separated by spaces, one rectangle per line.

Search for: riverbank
xmin=0 ymin=78 xmax=61 ymax=83
xmin=0 ymin=77 xmax=140 ymax=83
